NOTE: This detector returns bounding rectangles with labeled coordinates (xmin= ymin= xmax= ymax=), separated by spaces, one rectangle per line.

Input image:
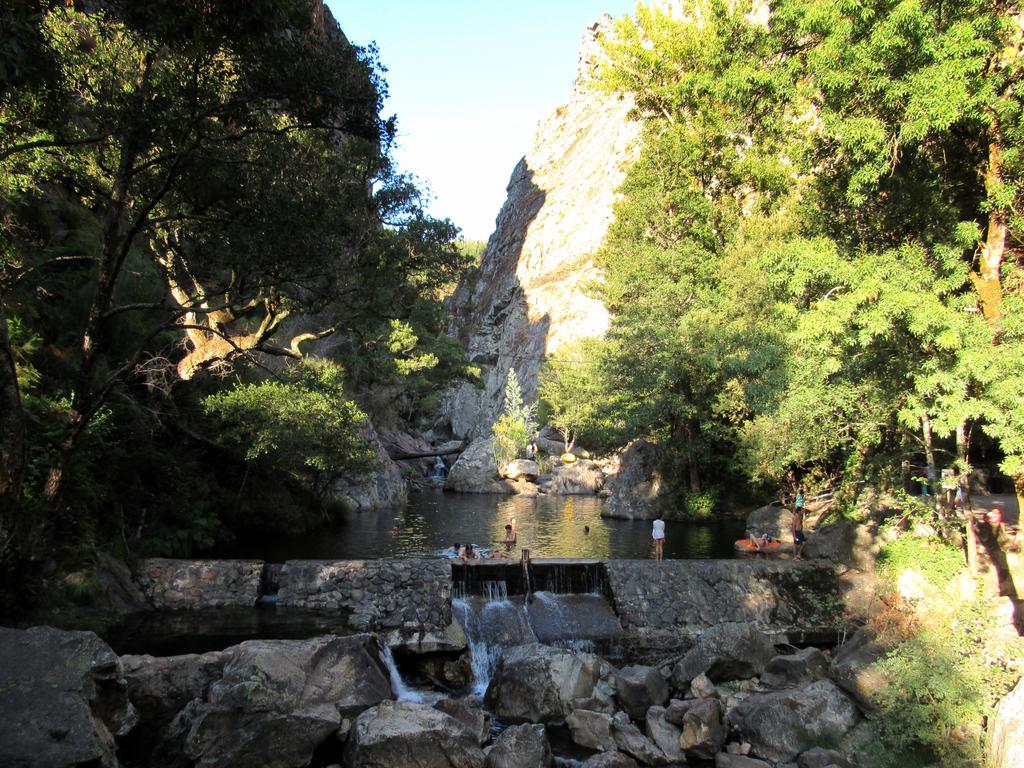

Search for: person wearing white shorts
xmin=652 ymin=516 xmax=665 ymax=561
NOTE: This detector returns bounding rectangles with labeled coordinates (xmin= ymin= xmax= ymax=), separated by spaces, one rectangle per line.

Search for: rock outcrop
xmin=603 ymin=440 xmax=666 ymax=519
xmin=344 ymin=700 xmax=486 ymax=768
xmin=332 ymin=422 xmax=408 ymax=511
xmin=443 ymin=17 xmax=641 ymax=439
xmin=989 ymin=676 xmax=1024 ymax=768
xmin=484 ymin=644 xmax=602 ymax=724
xmin=0 ymin=626 xmax=137 ymax=768
xmin=725 ymin=680 xmax=860 ymax=764
xmin=174 ymin=634 xmax=392 ymax=768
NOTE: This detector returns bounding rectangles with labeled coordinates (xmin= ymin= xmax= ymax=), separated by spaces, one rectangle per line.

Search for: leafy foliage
xmin=492 ymin=369 xmax=537 ymax=469
xmin=585 ymin=0 xmax=1024 ymax=510
xmin=203 ymin=359 xmax=374 ymax=497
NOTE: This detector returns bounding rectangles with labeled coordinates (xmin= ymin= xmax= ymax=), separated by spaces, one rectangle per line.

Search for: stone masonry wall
xmin=276 ymin=559 xmax=452 ymax=632
xmin=604 ymin=560 xmax=842 ymax=643
xmin=135 ymin=559 xmax=263 ymax=610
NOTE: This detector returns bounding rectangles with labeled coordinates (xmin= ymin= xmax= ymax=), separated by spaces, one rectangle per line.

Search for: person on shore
xmin=792 ymin=504 xmax=807 ymax=560
xmin=652 ymin=515 xmax=665 ymax=561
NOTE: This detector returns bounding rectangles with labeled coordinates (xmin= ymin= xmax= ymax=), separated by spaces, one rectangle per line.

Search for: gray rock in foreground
xmin=0 ymin=626 xmax=137 ymax=768
xmin=485 ymin=644 xmax=601 ymax=724
xmin=567 ymin=709 xmax=616 ymax=751
xmin=715 ymin=755 xmax=771 ymax=768
xmin=484 ymin=723 xmax=552 ymax=768
xmin=989 ymin=676 xmax=1024 ymax=768
xmin=726 ymin=680 xmax=860 ymax=763
xmin=581 ymin=752 xmax=641 ymax=768
xmin=761 ymin=647 xmax=829 ymax=689
xmin=829 ymin=628 xmax=886 ymax=711
xmin=344 ymin=699 xmax=486 ymax=768
xmin=177 ymin=634 xmax=391 ymax=768
xmin=616 ymin=664 xmax=669 ymax=721
xmin=672 ymin=622 xmax=777 ymax=685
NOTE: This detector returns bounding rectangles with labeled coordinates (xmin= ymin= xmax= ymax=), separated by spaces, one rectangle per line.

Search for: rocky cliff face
xmin=443 ymin=17 xmax=642 ymax=439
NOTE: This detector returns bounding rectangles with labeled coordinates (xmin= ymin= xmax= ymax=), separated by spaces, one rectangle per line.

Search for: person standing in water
xmin=652 ymin=515 xmax=665 ymax=560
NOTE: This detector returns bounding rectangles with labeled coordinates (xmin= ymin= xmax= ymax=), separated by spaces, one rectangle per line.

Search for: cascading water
xmin=452 ymin=580 xmax=538 ymax=696
xmin=452 ymin=567 xmax=626 ymax=696
xmin=379 ymin=644 xmax=435 ymax=703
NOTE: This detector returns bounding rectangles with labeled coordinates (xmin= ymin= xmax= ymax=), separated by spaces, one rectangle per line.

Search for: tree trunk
xmin=922 ymin=414 xmax=937 ymax=500
xmin=36 ymin=128 xmax=142 ymax=558
xmin=956 ymin=420 xmax=978 ymax=571
xmin=684 ymin=419 xmax=701 ymax=493
xmin=0 ymin=304 xmax=26 ymax=548
xmin=972 ymin=136 xmax=1006 ymax=324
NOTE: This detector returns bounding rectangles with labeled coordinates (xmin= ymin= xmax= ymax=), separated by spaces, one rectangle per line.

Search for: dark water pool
xmin=212 ymin=492 xmax=747 ymax=561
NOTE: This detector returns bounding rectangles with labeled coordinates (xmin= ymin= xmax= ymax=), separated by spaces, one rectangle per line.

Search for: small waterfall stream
xmin=379 ymin=644 xmax=442 ymax=703
xmin=452 ymin=564 xmax=624 ymax=696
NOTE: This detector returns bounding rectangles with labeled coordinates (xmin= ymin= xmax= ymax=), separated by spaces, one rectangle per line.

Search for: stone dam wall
xmin=130 ymin=557 xmax=842 ymax=646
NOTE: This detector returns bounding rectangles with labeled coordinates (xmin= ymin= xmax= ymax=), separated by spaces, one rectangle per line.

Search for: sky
xmin=325 ymin=1 xmax=637 ymax=241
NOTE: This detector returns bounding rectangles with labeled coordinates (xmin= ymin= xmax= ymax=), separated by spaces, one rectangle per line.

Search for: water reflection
xmin=214 ymin=492 xmax=746 ymax=561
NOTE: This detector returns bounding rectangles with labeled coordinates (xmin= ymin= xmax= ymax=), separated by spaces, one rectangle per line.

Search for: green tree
xmin=203 ymin=358 xmax=374 ymax=501
xmin=492 ymin=369 xmax=537 ymax=469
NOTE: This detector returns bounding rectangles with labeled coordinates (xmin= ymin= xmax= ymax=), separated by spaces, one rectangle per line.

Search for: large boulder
xmin=502 ymin=459 xmax=540 ymax=482
xmin=672 ymin=623 xmax=777 ymax=685
xmin=446 ymin=437 xmax=515 ymax=494
xmin=726 ymin=680 xmax=860 ymax=763
xmin=485 ymin=724 xmax=553 ymax=768
xmin=344 ymin=699 xmax=486 ymax=768
xmin=667 ymin=698 xmax=725 ymax=759
xmin=611 ymin=711 xmax=671 ymax=765
xmin=802 ymin=520 xmax=857 ymax=562
xmin=120 ymin=651 xmax=226 ymax=766
xmin=581 ymin=753 xmax=640 ymax=768
xmin=644 ymin=706 xmax=685 ymax=763
xmin=177 ymin=635 xmax=392 ymax=768
xmin=433 ymin=698 xmax=491 ymax=746
xmin=567 ymin=709 xmax=616 ymax=751
xmin=714 ymin=756 xmax=771 ymax=768
xmin=989 ymin=676 xmax=1024 ymax=768
xmin=828 ymin=628 xmax=887 ymax=711
xmin=616 ymin=665 xmax=669 ymax=721
xmin=484 ymin=644 xmax=601 ymax=724
xmin=761 ymin=647 xmax=829 ymax=689
xmin=746 ymin=503 xmax=793 ymax=541
xmin=797 ymin=746 xmax=853 ymax=768
xmin=0 ymin=626 xmax=138 ymax=768
xmin=95 ymin=551 xmax=152 ymax=614
xmin=331 ymin=421 xmax=408 ymax=511
xmin=602 ymin=440 xmax=665 ymax=520
xmin=540 ymin=459 xmax=604 ymax=495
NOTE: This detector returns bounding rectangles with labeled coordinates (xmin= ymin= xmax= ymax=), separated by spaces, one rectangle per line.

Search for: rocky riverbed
xmin=0 ymin=618 xmax=885 ymax=768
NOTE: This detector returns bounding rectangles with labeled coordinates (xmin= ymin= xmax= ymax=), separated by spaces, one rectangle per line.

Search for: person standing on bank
xmin=792 ymin=495 xmax=807 ymax=560
xmin=652 ymin=515 xmax=665 ymax=561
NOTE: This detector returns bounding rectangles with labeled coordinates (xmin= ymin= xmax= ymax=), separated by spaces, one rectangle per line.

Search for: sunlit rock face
xmin=444 ymin=16 xmax=642 ymax=439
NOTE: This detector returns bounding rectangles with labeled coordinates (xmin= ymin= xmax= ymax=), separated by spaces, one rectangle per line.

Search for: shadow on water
xmin=211 ymin=492 xmax=747 ymax=561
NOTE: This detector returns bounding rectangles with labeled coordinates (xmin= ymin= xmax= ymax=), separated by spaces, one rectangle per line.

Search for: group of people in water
xmin=443 ymin=519 xmax=518 ymax=562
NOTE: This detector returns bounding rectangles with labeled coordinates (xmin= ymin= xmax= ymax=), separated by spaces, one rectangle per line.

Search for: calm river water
xmin=214 ymin=492 xmax=747 ymax=561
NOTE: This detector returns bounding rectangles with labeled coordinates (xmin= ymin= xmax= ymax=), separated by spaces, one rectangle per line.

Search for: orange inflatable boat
xmin=735 ymin=538 xmax=785 ymax=554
